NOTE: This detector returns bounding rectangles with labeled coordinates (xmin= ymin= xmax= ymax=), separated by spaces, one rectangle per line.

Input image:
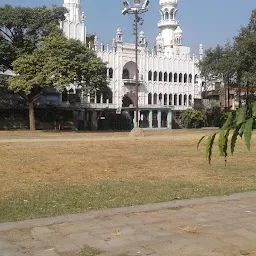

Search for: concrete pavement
xmin=0 ymin=192 xmax=256 ymax=256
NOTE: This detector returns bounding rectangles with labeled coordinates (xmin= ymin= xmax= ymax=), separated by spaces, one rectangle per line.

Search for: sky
xmin=1 ymin=0 xmax=255 ymax=53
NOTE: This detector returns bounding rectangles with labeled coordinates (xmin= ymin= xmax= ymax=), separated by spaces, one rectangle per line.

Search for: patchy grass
xmin=0 ymin=131 xmax=255 ymax=222
xmin=79 ymin=245 xmax=103 ymax=256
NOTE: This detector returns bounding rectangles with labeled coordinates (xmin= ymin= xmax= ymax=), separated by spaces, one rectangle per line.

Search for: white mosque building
xmin=60 ymin=0 xmax=204 ymax=130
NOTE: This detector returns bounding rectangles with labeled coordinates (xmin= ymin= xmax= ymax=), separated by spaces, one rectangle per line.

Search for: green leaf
xmin=244 ymin=118 xmax=254 ymax=151
xmin=239 ymin=123 xmax=245 ymax=138
xmin=252 ymin=101 xmax=256 ymax=117
xmin=218 ymin=129 xmax=230 ymax=157
xmin=221 ymin=112 xmax=233 ymax=130
xmin=231 ymin=124 xmax=242 ymax=155
xmin=206 ymin=133 xmax=217 ymax=164
xmin=223 ymin=129 xmax=230 ymax=158
xmin=236 ymin=108 xmax=246 ymax=125
xmin=218 ymin=130 xmax=225 ymax=156
xmin=197 ymin=135 xmax=207 ymax=149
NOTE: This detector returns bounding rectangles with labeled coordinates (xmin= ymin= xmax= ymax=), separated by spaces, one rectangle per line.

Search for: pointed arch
xmin=179 ymin=94 xmax=182 ymax=106
xmin=174 ymin=94 xmax=177 ymax=106
xmin=184 ymin=94 xmax=187 ymax=106
xmin=153 ymin=93 xmax=158 ymax=105
xmin=159 ymin=93 xmax=163 ymax=105
xmin=148 ymin=70 xmax=152 ymax=81
xmin=189 ymin=94 xmax=192 ymax=106
xmin=164 ymin=93 xmax=168 ymax=105
xmin=184 ymin=73 xmax=188 ymax=83
xmin=189 ymin=74 xmax=192 ymax=83
xmin=148 ymin=93 xmax=152 ymax=105
xmin=109 ymin=68 xmax=113 ymax=79
xmin=154 ymin=71 xmax=158 ymax=81
xmin=169 ymin=72 xmax=173 ymax=82
xmin=164 ymin=72 xmax=168 ymax=82
xmin=159 ymin=71 xmax=163 ymax=81
xmin=169 ymin=94 xmax=173 ymax=105
xmin=179 ymin=73 xmax=182 ymax=83
xmin=174 ymin=73 xmax=178 ymax=82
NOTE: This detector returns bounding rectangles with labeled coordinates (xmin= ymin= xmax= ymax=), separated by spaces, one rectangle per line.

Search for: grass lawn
xmin=0 ymin=130 xmax=255 ymax=223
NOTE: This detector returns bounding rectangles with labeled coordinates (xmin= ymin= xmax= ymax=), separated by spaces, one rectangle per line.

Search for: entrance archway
xmin=122 ymin=94 xmax=134 ymax=107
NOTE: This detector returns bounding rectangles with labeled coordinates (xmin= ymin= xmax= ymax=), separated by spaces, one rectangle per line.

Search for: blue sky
xmin=1 ymin=0 xmax=255 ymax=53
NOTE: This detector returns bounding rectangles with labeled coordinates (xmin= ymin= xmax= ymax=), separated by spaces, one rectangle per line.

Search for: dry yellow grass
xmin=0 ymin=130 xmax=255 ymax=200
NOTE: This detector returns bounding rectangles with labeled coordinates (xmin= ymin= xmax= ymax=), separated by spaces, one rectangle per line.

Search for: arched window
xmin=189 ymin=74 xmax=192 ymax=83
xmin=159 ymin=93 xmax=163 ymax=104
xmin=174 ymin=73 xmax=178 ymax=82
xmin=179 ymin=94 xmax=182 ymax=106
xmin=170 ymin=10 xmax=174 ymax=19
xmin=169 ymin=72 xmax=173 ymax=82
xmin=109 ymin=68 xmax=113 ymax=79
xmin=189 ymin=95 xmax=192 ymax=106
xmin=184 ymin=94 xmax=187 ymax=106
xmin=165 ymin=12 xmax=169 ymax=20
xmin=174 ymin=94 xmax=177 ymax=106
xmin=148 ymin=70 xmax=152 ymax=81
xmin=148 ymin=93 xmax=152 ymax=105
xmin=195 ymin=74 xmax=198 ymax=83
xmin=169 ymin=94 xmax=172 ymax=105
xmin=122 ymin=69 xmax=129 ymax=79
xmin=184 ymin=73 xmax=188 ymax=83
xmin=153 ymin=93 xmax=157 ymax=105
xmin=179 ymin=73 xmax=182 ymax=83
xmin=164 ymin=93 xmax=168 ymax=105
xmin=159 ymin=72 xmax=163 ymax=81
xmin=154 ymin=71 xmax=158 ymax=81
xmin=164 ymin=72 xmax=167 ymax=82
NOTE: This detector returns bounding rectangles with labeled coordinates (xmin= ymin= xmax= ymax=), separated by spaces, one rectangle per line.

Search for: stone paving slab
xmin=0 ymin=191 xmax=255 ymax=256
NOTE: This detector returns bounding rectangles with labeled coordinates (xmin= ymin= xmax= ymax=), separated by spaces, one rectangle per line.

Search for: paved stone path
xmin=0 ymin=192 xmax=256 ymax=256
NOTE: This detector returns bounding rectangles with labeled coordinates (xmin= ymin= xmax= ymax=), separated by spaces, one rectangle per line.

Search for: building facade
xmin=61 ymin=0 xmax=203 ymax=130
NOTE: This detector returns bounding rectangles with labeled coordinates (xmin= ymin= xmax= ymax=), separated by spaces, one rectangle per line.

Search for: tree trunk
xmin=29 ymin=102 xmax=36 ymax=131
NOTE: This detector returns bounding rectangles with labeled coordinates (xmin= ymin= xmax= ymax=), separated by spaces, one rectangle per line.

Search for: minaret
xmin=63 ymin=0 xmax=81 ymax=23
xmin=61 ymin=0 xmax=86 ymax=44
xmin=157 ymin=0 xmax=180 ymax=54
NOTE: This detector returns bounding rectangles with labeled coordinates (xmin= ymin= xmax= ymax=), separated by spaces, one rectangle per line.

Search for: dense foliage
xmin=180 ymin=109 xmax=206 ymax=129
xmin=9 ymin=34 xmax=108 ymax=130
xmin=0 ymin=4 xmax=67 ymax=69
xmin=199 ymin=9 xmax=256 ymax=108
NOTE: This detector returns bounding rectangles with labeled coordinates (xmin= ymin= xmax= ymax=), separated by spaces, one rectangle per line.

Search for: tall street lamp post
xmin=122 ymin=0 xmax=150 ymax=128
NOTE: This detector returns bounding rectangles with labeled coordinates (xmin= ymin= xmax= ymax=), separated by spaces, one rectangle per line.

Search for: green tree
xmin=0 ymin=4 xmax=67 ymax=69
xmin=9 ymin=34 xmax=108 ymax=130
xmin=234 ymin=10 xmax=256 ymax=106
xmin=199 ymin=9 xmax=256 ymax=110
xmin=181 ymin=109 xmax=206 ymax=129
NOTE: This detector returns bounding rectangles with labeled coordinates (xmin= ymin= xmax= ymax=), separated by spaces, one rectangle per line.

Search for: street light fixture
xmin=121 ymin=0 xmax=150 ymax=129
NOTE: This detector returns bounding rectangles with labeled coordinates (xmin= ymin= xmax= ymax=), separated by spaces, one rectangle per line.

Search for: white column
xmin=158 ymin=110 xmax=162 ymax=128
xmin=149 ymin=110 xmax=153 ymax=129
xmin=167 ymin=110 xmax=172 ymax=129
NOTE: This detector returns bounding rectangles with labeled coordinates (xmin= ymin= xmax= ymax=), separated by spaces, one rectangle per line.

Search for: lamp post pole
xmin=135 ymin=9 xmax=139 ymax=128
xmin=122 ymin=0 xmax=149 ymax=129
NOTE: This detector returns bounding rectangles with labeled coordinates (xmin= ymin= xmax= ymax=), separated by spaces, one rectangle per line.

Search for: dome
xmin=159 ymin=0 xmax=178 ymax=7
xmin=116 ymin=28 xmax=122 ymax=34
xmin=139 ymin=31 xmax=145 ymax=37
xmin=174 ymin=26 xmax=182 ymax=34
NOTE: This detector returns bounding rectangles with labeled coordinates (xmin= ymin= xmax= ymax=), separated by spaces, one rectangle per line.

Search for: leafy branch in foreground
xmin=198 ymin=101 xmax=256 ymax=164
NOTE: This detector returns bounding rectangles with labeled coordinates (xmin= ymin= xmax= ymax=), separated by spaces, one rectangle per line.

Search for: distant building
xmin=60 ymin=0 xmax=204 ymax=130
